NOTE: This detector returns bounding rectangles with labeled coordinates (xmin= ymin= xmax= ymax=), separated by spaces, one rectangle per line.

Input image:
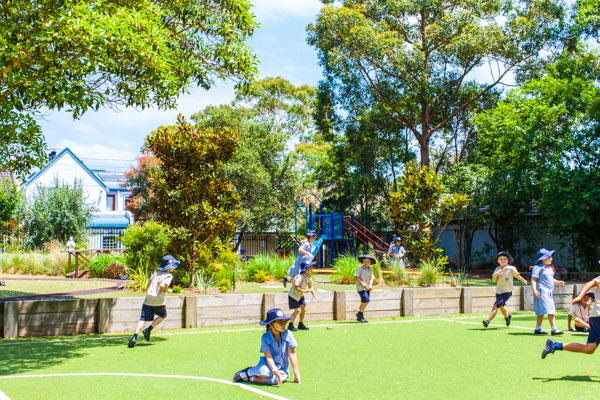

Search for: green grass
xmin=0 ymin=277 xmax=117 ymax=298
xmin=0 ymin=312 xmax=596 ymax=399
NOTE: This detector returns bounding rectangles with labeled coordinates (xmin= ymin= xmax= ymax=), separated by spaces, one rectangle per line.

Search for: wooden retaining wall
xmin=1 ymin=284 xmax=579 ymax=338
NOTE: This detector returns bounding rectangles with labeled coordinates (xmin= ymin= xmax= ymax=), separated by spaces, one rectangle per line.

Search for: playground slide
xmin=311 ymin=235 xmax=325 ymax=256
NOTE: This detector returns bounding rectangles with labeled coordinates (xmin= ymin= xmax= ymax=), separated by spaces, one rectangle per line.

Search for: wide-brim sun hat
xmin=358 ymin=254 xmax=377 ymax=264
xmin=392 ymin=236 xmax=402 ymax=243
xmin=535 ymin=248 xmax=555 ymax=264
xmin=495 ymin=251 xmax=514 ymax=265
xmin=300 ymin=260 xmax=317 ymax=273
xmin=260 ymin=308 xmax=291 ymax=326
xmin=158 ymin=254 xmax=180 ymax=271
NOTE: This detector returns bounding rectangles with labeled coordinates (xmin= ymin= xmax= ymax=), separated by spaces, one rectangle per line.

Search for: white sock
xmin=535 ymin=326 xmax=541 ymax=330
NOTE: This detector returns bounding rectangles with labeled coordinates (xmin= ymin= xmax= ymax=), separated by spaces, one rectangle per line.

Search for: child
xmin=128 ymin=254 xmax=180 ymax=348
xmin=233 ymin=308 xmax=301 ymax=386
xmin=355 ymin=254 xmax=376 ymax=323
xmin=288 ymin=261 xmax=319 ymax=331
xmin=542 ymin=264 xmax=600 ymax=359
xmin=387 ymin=236 xmax=406 ymax=267
xmin=482 ymin=251 xmax=527 ymax=328
xmin=531 ymin=248 xmax=565 ymax=335
xmin=568 ymin=292 xmax=594 ymax=332
xmin=284 ymin=230 xmax=318 ymax=288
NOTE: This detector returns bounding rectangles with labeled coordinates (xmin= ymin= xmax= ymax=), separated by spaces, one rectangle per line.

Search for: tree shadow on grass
xmin=533 ymin=375 xmax=600 ymax=383
xmin=0 ymin=335 xmax=166 ymax=376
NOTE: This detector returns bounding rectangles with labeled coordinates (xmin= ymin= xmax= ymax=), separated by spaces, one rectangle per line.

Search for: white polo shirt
xmin=493 ymin=265 xmax=520 ymax=294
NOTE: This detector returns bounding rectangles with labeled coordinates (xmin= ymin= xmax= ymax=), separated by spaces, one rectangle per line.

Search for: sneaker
xmin=298 ymin=322 xmax=309 ymax=330
xmin=356 ymin=312 xmax=367 ymax=323
xmin=283 ymin=277 xmax=288 ymax=288
xmin=288 ymin=323 xmax=298 ymax=331
xmin=143 ymin=328 xmax=151 ymax=341
xmin=233 ymin=367 xmax=251 ymax=382
xmin=551 ymin=329 xmax=564 ymax=336
xmin=542 ymin=338 xmax=556 ymax=359
xmin=534 ymin=329 xmax=548 ymax=335
xmin=128 ymin=338 xmax=136 ymax=348
xmin=505 ymin=314 xmax=512 ymax=327
xmin=482 ymin=320 xmax=489 ymax=328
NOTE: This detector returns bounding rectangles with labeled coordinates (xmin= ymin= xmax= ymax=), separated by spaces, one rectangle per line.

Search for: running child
xmin=355 ymin=254 xmax=376 ymax=323
xmin=482 ymin=251 xmax=527 ymax=328
xmin=283 ymin=230 xmax=318 ymax=287
xmin=288 ymin=261 xmax=320 ymax=331
xmin=531 ymin=248 xmax=565 ymax=335
xmin=542 ymin=264 xmax=600 ymax=359
xmin=233 ymin=308 xmax=301 ymax=386
xmin=128 ymin=254 xmax=180 ymax=348
xmin=568 ymin=292 xmax=594 ymax=332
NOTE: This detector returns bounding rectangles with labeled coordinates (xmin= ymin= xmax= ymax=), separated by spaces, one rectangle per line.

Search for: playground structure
xmin=293 ymin=199 xmax=392 ymax=267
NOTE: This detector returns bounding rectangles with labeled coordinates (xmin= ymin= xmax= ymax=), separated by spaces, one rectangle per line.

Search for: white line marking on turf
xmin=0 ymin=388 xmax=11 ymax=400
xmin=445 ymin=319 xmax=588 ymax=336
xmin=0 ymin=373 xmax=290 ymax=400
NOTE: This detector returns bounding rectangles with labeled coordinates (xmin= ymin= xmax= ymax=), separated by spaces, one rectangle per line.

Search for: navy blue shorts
xmin=358 ymin=290 xmax=370 ymax=303
xmin=288 ymin=295 xmax=306 ymax=310
xmin=140 ymin=304 xmax=167 ymax=321
xmin=586 ymin=317 xmax=600 ymax=344
xmin=494 ymin=292 xmax=512 ymax=308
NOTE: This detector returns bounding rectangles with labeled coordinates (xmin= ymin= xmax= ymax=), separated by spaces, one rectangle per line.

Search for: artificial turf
xmin=0 ymin=312 xmax=597 ymax=399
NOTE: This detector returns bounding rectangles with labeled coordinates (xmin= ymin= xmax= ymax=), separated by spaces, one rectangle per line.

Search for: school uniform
xmin=288 ymin=273 xmax=311 ymax=309
xmin=248 ymin=329 xmax=298 ymax=385
xmin=493 ymin=265 xmax=519 ymax=307
xmin=355 ymin=265 xmax=374 ymax=303
xmin=532 ymin=264 xmax=556 ymax=315
xmin=140 ymin=270 xmax=173 ymax=321
xmin=388 ymin=244 xmax=406 ymax=266
xmin=288 ymin=241 xmax=313 ymax=277
xmin=569 ymin=302 xmax=591 ymax=331
xmin=584 ymin=277 xmax=600 ymax=344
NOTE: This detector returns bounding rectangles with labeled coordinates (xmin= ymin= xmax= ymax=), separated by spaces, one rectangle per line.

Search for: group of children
xmin=129 ymin=235 xmax=600 ymax=387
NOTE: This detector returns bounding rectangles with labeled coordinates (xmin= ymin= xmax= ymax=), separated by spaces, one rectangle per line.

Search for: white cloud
xmin=250 ymin=0 xmax=323 ymax=20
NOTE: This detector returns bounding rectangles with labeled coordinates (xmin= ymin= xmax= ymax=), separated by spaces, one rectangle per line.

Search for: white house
xmin=22 ymin=148 xmax=134 ymax=248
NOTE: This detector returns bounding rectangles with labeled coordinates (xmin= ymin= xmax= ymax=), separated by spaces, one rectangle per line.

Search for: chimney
xmin=48 ymin=150 xmax=57 ymax=161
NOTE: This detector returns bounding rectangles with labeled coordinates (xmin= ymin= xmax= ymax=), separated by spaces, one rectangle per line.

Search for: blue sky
xmin=38 ymin=0 xmax=324 ymax=172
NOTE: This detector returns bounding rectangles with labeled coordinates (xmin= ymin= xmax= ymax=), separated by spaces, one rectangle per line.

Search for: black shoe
xmin=356 ymin=312 xmax=367 ymax=323
xmin=551 ymin=329 xmax=564 ymax=336
xmin=542 ymin=338 xmax=556 ymax=359
xmin=288 ymin=323 xmax=298 ymax=331
xmin=482 ymin=320 xmax=489 ymax=328
xmin=283 ymin=277 xmax=288 ymax=288
xmin=534 ymin=329 xmax=548 ymax=335
xmin=233 ymin=367 xmax=251 ymax=382
xmin=298 ymin=322 xmax=309 ymax=330
xmin=128 ymin=338 xmax=136 ymax=348
xmin=143 ymin=328 xmax=151 ymax=341
xmin=505 ymin=314 xmax=512 ymax=327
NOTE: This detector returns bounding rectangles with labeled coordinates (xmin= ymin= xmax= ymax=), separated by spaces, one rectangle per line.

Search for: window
xmin=106 ymin=195 xmax=116 ymax=211
xmin=103 ymin=236 xmax=118 ymax=249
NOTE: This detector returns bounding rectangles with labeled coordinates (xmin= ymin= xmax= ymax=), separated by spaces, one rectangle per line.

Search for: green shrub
xmin=89 ymin=253 xmax=127 ymax=278
xmin=104 ymin=262 xmax=127 ymax=279
xmin=390 ymin=261 xmax=406 ymax=284
xmin=0 ymin=250 xmax=67 ymax=276
xmin=332 ymin=255 xmax=359 ymax=284
xmin=254 ymin=269 xmax=270 ymax=283
xmin=195 ymin=269 xmax=217 ymax=294
xmin=172 ymin=285 xmax=182 ymax=293
xmin=122 ymin=222 xmax=170 ymax=291
xmin=217 ymin=278 xmax=231 ymax=293
xmin=418 ymin=259 xmax=443 ymax=286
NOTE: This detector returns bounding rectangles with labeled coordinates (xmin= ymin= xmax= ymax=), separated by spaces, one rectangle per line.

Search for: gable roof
xmin=23 ymin=148 xmax=107 ymax=190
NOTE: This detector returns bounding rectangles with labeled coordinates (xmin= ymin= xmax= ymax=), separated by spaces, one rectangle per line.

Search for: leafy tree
xmin=22 ymin=179 xmax=95 ymax=249
xmin=123 ymin=150 xmax=160 ymax=223
xmin=145 ymin=115 xmax=240 ymax=286
xmin=389 ymin=161 xmax=469 ymax=263
xmin=0 ymin=178 xmax=21 ymax=223
xmin=0 ymin=0 xmax=258 ymax=178
xmin=307 ymin=0 xmax=565 ymax=166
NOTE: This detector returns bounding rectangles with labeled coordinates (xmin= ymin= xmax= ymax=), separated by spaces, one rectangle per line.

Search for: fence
xmin=1 ymin=284 xmax=579 ymax=338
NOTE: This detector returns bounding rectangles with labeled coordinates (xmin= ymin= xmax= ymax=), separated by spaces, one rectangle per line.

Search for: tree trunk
xmin=454 ymin=221 xmax=463 ymax=269
xmin=234 ymin=225 xmax=247 ymax=252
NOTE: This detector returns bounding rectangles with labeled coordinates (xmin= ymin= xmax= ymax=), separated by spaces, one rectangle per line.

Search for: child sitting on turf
xmin=542 ymin=262 xmax=600 ymax=359
xmin=288 ymin=260 xmax=319 ymax=331
xmin=482 ymin=251 xmax=527 ymax=328
xmin=284 ymin=230 xmax=318 ymax=288
xmin=233 ymin=308 xmax=301 ymax=386
xmin=531 ymin=248 xmax=565 ymax=336
xmin=128 ymin=254 xmax=180 ymax=348
xmin=355 ymin=254 xmax=376 ymax=323
xmin=568 ymin=292 xmax=594 ymax=332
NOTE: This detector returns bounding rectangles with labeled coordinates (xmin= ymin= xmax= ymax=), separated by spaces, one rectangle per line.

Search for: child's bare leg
xmin=487 ymin=307 xmax=498 ymax=322
xmin=150 ymin=316 xmax=165 ymax=329
xmin=134 ymin=320 xmax=146 ymax=335
xmin=536 ymin=315 xmax=544 ymax=327
xmin=298 ymin=305 xmax=306 ymax=323
xmin=563 ymin=342 xmax=598 ymax=354
xmin=548 ymin=314 xmax=557 ymax=329
xmin=289 ymin=309 xmax=300 ymax=324
xmin=251 ymin=375 xmax=273 ymax=385
xmin=359 ymin=302 xmax=368 ymax=313
xmin=499 ymin=306 xmax=508 ymax=318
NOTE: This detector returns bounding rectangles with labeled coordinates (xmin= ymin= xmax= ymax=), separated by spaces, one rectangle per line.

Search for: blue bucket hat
xmin=535 ymin=248 xmax=555 ymax=264
xmin=358 ymin=254 xmax=377 ymax=264
xmin=392 ymin=236 xmax=401 ymax=243
xmin=306 ymin=230 xmax=318 ymax=237
xmin=260 ymin=308 xmax=291 ymax=326
xmin=300 ymin=260 xmax=317 ymax=273
xmin=158 ymin=254 xmax=180 ymax=271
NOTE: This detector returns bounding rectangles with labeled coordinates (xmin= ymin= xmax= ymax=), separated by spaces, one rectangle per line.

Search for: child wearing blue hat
xmin=531 ymin=248 xmax=564 ymax=335
xmin=288 ymin=260 xmax=320 ymax=331
xmin=387 ymin=236 xmax=406 ymax=267
xmin=233 ymin=308 xmax=301 ymax=386
xmin=482 ymin=251 xmax=527 ymax=328
xmin=542 ymin=261 xmax=600 ymax=359
xmin=283 ymin=230 xmax=318 ymax=288
xmin=355 ymin=254 xmax=376 ymax=323
xmin=128 ymin=254 xmax=180 ymax=348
